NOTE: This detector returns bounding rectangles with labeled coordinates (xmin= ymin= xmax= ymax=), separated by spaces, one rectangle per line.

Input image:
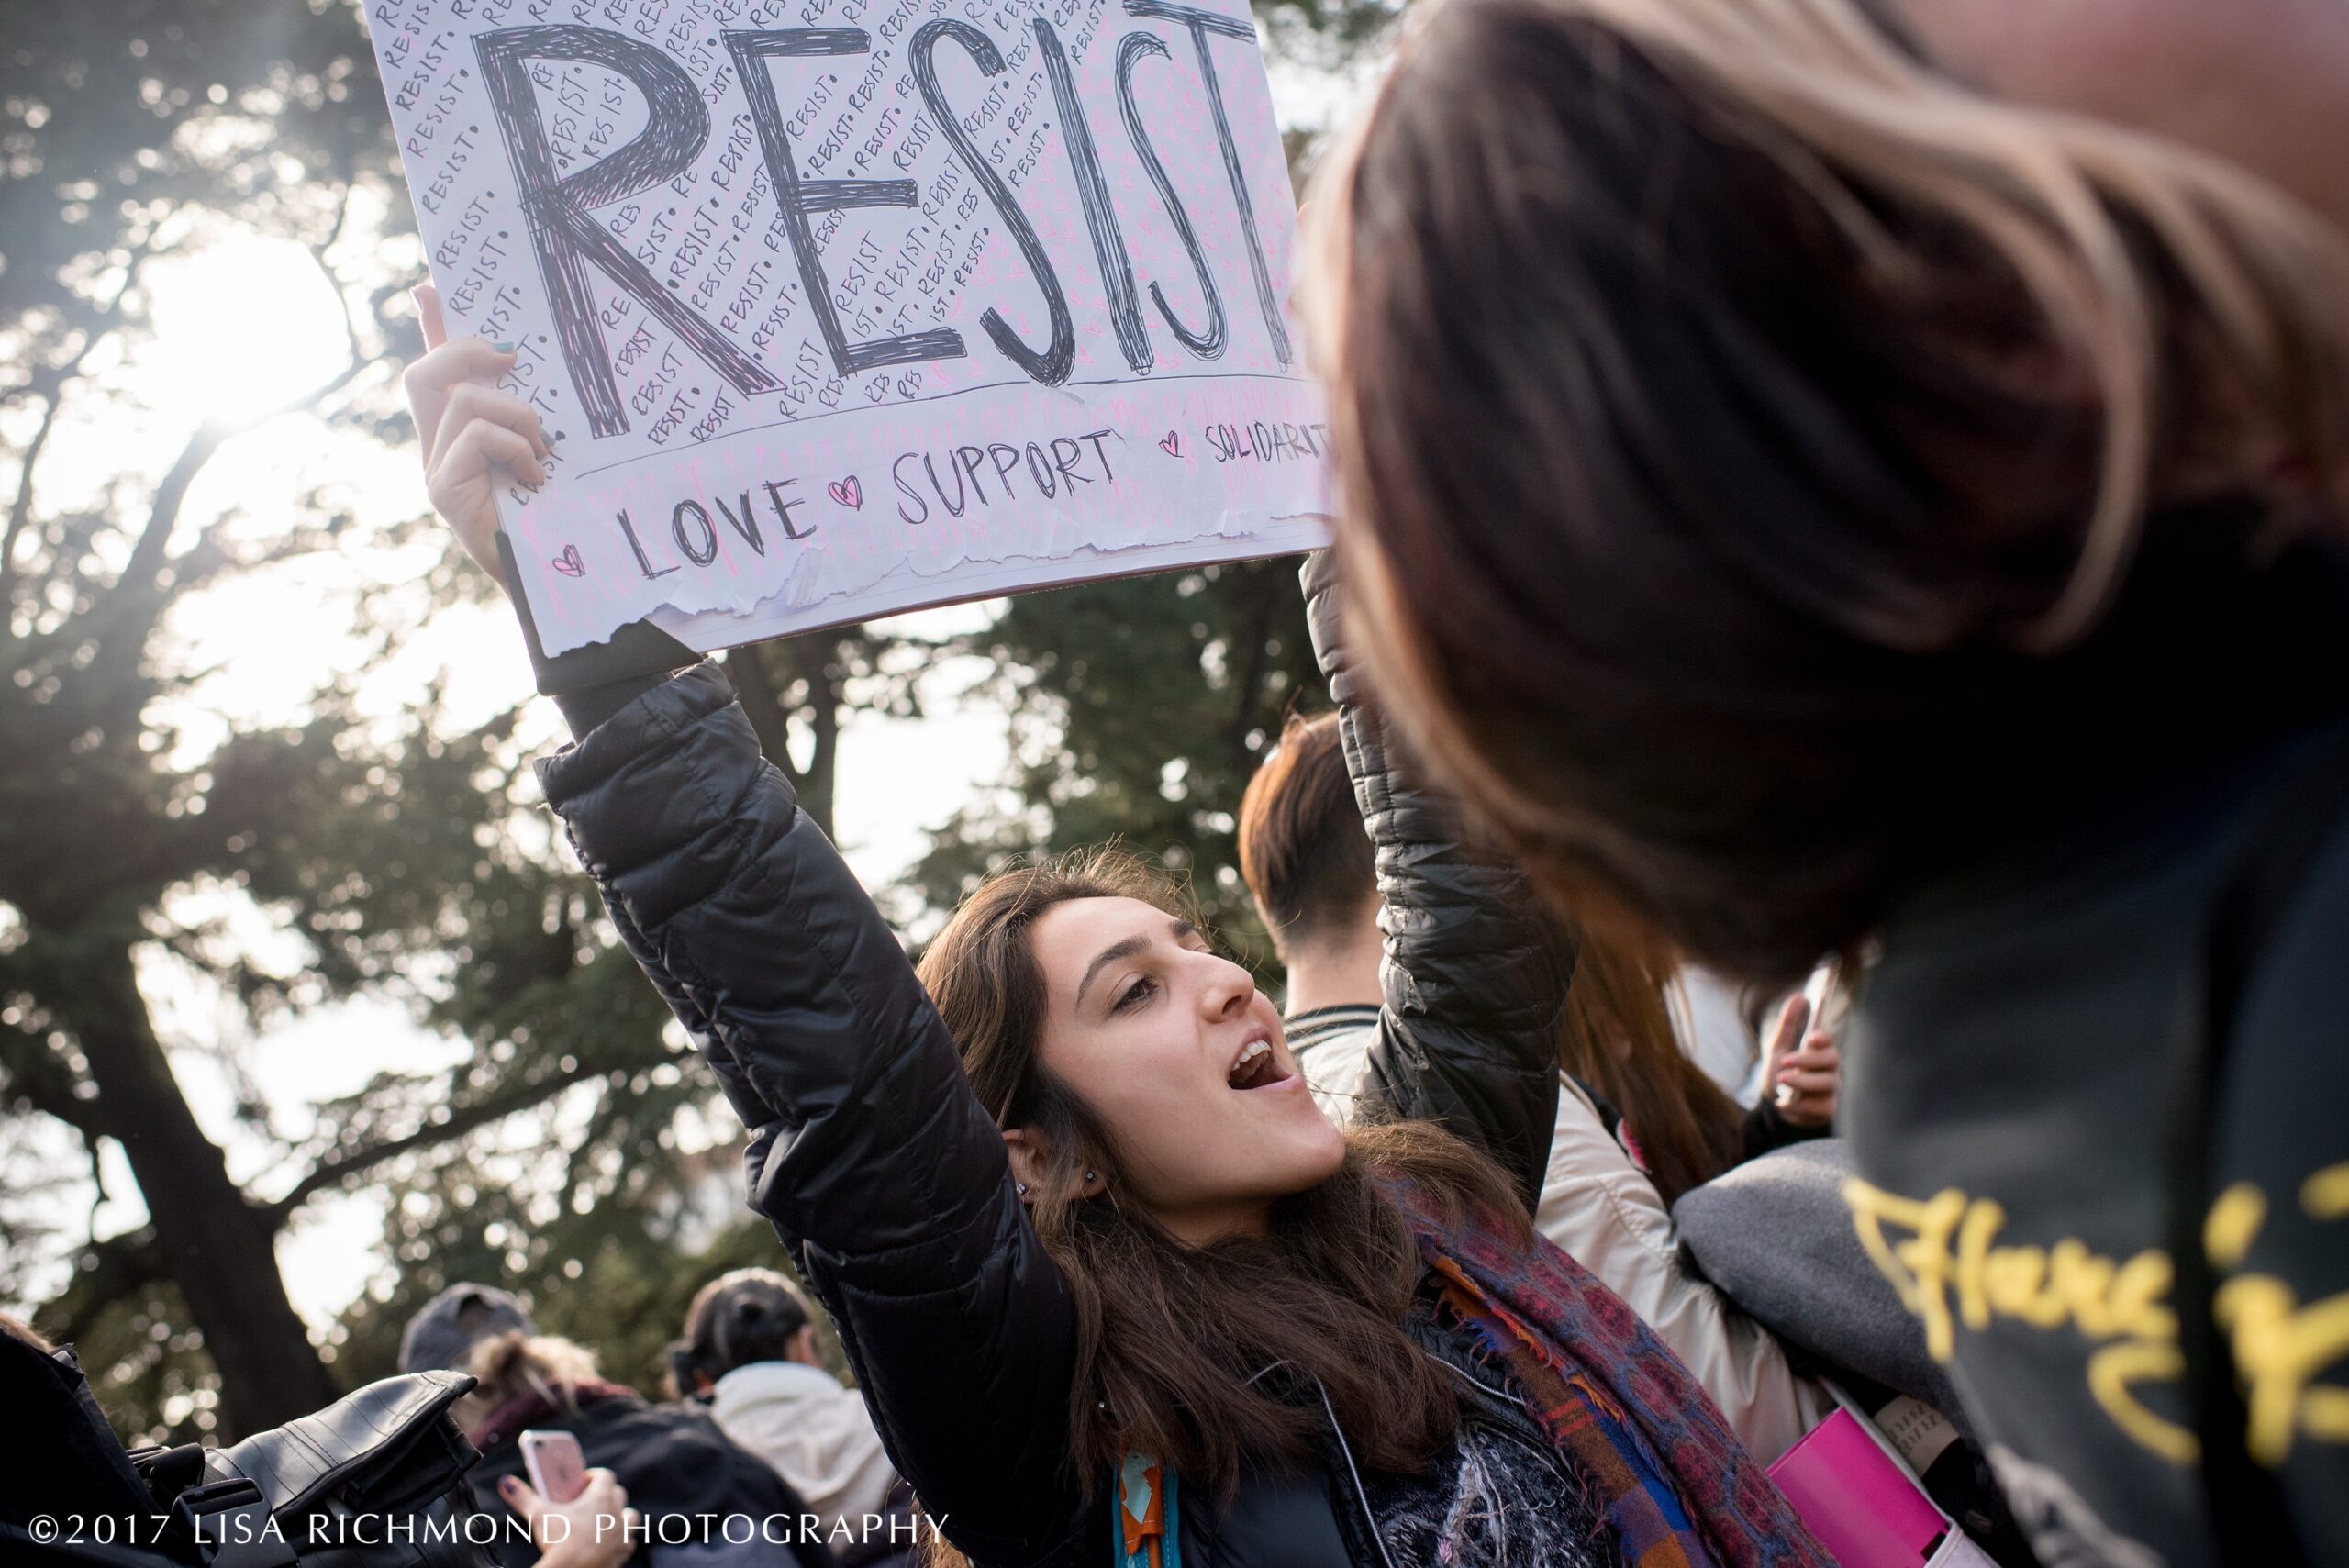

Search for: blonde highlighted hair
xmin=455 ymin=1330 xmax=602 ymax=1436
xmin=1301 ymin=0 xmax=2349 ymax=976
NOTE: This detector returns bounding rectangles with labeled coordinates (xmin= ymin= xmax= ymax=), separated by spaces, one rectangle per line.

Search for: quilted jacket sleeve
xmin=1299 ymin=552 xmax=1575 ymax=1215
xmin=536 ymin=664 xmax=1085 ymax=1566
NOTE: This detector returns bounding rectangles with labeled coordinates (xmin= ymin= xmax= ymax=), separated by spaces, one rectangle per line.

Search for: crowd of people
xmin=390 ymin=1274 xmax=917 ymax=1568
xmin=12 ymin=0 xmax=2349 ymax=1562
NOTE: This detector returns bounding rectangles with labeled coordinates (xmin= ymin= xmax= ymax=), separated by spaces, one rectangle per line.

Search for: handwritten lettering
xmin=368 ymin=0 xmax=1327 ymax=654
xmin=1847 ymin=1169 xmax=2349 ymax=1469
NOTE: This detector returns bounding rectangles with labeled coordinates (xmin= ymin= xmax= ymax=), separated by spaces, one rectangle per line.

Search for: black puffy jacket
xmin=464 ymin=1387 xmax=835 ymax=1568
xmin=535 ymin=557 xmax=1569 ymax=1568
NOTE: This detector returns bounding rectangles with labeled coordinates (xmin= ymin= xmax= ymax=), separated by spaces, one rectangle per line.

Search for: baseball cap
xmin=398 ymin=1282 xmax=535 ymax=1374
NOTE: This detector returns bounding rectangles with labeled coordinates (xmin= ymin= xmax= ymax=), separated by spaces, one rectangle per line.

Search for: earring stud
xmin=1016 ymin=1182 xmax=1029 ymax=1195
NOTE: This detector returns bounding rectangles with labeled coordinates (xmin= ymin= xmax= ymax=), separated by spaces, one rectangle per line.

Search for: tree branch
xmin=86 ymin=1135 xmax=109 ymax=1240
xmin=1 ymin=245 xmax=156 ymax=623
xmin=306 ymin=192 xmax=363 ymax=372
xmin=41 ymin=1228 xmax=166 ymax=1347
xmin=262 ymin=1075 xmax=572 ymax=1224
xmin=117 ymin=351 xmax=376 ymax=606
xmin=0 ymin=391 xmax=66 ymax=620
xmin=802 ymin=642 xmax=841 ymax=838
xmin=724 ymin=645 xmax=803 ymax=785
xmin=113 ymin=190 xmax=377 ymax=617
xmin=1222 ymin=575 xmax=1282 ymax=771
xmin=0 ymin=1019 xmax=116 ymax=1147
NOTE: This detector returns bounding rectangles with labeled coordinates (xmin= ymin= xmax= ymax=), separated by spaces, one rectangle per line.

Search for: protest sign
xmin=366 ymin=0 xmax=1330 ymax=656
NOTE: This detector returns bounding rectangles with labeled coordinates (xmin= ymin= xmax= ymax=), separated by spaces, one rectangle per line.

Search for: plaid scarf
xmin=1397 ymin=1178 xmax=1835 ymax=1568
xmin=1113 ymin=1183 xmax=1835 ymax=1568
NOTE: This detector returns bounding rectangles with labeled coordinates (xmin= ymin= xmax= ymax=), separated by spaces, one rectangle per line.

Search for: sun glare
xmin=142 ymin=232 xmax=356 ymax=428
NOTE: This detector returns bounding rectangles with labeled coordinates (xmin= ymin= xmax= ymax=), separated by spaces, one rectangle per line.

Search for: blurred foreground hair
xmin=1306 ymin=0 xmax=2349 ymax=980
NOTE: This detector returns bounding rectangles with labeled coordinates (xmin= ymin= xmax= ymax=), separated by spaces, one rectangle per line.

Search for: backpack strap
xmin=1111 ymin=1452 xmax=1181 ymax=1568
xmin=127 ymin=1446 xmax=205 ymax=1513
xmin=2162 ymin=717 xmax=2349 ymax=1568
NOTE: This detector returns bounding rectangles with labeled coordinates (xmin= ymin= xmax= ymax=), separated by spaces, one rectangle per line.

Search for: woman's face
xmin=1024 ymin=895 xmax=1344 ymax=1245
xmin=1890 ymin=0 xmax=2349 ymax=239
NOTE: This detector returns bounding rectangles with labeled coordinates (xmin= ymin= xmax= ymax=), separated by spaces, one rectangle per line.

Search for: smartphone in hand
xmin=518 ymin=1429 xmax=588 ymax=1504
xmin=1776 ymin=962 xmax=1840 ymax=1110
xmin=1799 ymin=959 xmax=1839 ymax=1021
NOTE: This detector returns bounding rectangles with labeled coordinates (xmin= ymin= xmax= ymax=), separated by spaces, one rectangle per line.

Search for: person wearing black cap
xmin=398 ymin=1285 xmax=838 ymax=1568
xmin=400 ymin=1282 xmax=537 ymax=1379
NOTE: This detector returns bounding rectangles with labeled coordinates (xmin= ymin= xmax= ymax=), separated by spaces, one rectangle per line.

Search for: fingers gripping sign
xmin=403 ymin=282 xmax=551 ymax=593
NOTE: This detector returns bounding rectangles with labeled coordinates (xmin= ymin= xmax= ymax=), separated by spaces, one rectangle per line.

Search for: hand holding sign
xmin=369 ymin=0 xmax=1328 ymax=660
xmin=405 ymin=282 xmax=546 ymax=592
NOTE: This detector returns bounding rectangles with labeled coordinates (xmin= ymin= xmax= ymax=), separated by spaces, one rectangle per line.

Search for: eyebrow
xmin=1076 ymin=918 xmax=1199 ymax=1007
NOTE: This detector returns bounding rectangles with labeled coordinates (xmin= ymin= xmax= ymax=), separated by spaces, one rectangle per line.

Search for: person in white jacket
xmin=672 ymin=1269 xmax=904 ymax=1557
xmin=1239 ymin=711 xmax=1834 ymax=1463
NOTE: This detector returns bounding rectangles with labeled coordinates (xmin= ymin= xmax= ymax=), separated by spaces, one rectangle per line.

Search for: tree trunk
xmin=723 ymin=639 xmax=841 ymax=840
xmin=797 ymin=641 xmax=841 ymax=837
xmin=72 ymin=948 xmax=340 ymax=1437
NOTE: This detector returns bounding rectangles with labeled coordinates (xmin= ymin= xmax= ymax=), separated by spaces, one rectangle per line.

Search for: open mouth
xmin=1227 ymin=1036 xmax=1296 ymax=1092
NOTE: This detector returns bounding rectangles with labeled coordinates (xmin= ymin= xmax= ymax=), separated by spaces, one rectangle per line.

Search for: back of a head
xmin=1308 ymin=0 xmax=2349 ymax=981
xmin=399 ymin=1280 xmax=536 ymax=1373
xmin=1238 ymin=710 xmax=1375 ymax=963
xmin=0 ymin=1312 xmax=53 ymax=1353
xmin=461 ymin=1331 xmax=602 ymax=1429
xmin=677 ymin=1268 xmax=814 ymax=1388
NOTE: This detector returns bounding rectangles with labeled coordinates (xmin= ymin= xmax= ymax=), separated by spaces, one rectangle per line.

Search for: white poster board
xmin=366 ymin=0 xmax=1330 ymax=655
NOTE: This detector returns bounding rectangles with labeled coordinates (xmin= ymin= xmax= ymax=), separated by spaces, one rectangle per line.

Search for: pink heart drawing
xmin=1159 ymin=430 xmax=1182 ymax=458
xmin=828 ymin=475 xmax=863 ymax=508
xmin=550 ymin=544 xmax=587 ymax=578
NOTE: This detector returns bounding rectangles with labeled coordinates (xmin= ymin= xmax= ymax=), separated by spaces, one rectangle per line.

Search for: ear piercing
xmin=1014 ymin=1173 xmax=1098 ymax=1198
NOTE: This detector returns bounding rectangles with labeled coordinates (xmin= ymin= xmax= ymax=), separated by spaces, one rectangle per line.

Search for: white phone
xmin=1800 ymin=960 xmax=1839 ymax=1021
xmin=1776 ymin=962 xmax=1839 ymax=1109
xmin=518 ymin=1429 xmax=587 ymax=1504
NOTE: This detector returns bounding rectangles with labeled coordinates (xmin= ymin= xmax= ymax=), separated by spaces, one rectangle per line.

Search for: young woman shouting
xmin=405 ymin=287 xmax=1827 ymax=1568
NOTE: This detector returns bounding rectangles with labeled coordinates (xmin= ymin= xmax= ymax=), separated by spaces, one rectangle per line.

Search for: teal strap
xmin=1111 ymin=1452 xmax=1182 ymax=1568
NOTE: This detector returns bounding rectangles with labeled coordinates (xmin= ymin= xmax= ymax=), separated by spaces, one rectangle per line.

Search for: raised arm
xmin=402 ymin=298 xmax=1084 ymax=1564
xmin=1300 ymin=552 xmax=1575 ymax=1211
xmin=537 ymin=667 xmax=1084 ymax=1562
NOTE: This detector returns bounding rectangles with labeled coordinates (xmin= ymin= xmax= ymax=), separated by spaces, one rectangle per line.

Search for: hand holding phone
xmin=1765 ymin=964 xmax=1843 ymax=1127
xmin=497 ymin=1465 xmax=636 ymax=1568
xmin=1799 ymin=960 xmax=1838 ymax=1022
xmin=519 ymin=1429 xmax=588 ymax=1505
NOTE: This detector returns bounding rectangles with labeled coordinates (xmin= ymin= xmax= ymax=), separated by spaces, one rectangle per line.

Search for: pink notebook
xmin=1766 ymin=1408 xmax=1950 ymax=1568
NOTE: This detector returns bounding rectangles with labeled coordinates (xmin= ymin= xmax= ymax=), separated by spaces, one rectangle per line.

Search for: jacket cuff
xmin=536 ymin=662 xmax=735 ymax=811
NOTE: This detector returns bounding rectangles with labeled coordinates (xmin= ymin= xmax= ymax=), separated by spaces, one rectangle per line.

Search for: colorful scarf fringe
xmin=1114 ymin=1181 xmax=1832 ymax=1568
xmin=1398 ymin=1179 xmax=1834 ymax=1568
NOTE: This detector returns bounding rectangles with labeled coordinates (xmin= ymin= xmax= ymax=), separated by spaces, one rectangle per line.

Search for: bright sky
xmin=8 ymin=221 xmax=1010 ymax=1333
xmin=8 ymin=33 xmax=1380 ymax=1338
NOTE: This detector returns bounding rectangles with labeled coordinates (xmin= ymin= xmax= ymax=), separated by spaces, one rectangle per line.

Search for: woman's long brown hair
xmin=915 ymin=849 xmax=1527 ymax=1496
xmin=1558 ymin=924 xmax=1742 ymax=1207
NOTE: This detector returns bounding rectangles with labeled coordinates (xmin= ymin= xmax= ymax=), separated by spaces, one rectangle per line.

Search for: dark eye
xmin=1113 ymin=975 xmax=1157 ymax=1013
